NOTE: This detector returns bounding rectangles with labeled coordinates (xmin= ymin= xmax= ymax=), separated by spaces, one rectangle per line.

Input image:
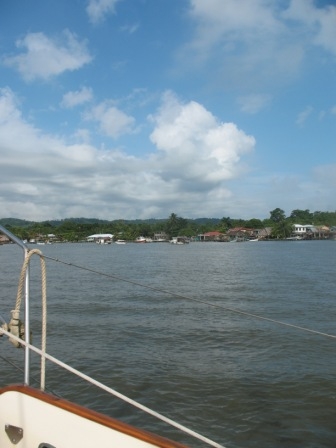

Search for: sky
xmin=0 ymin=0 xmax=335 ymax=222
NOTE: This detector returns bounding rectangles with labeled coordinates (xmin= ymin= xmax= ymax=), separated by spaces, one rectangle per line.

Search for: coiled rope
xmin=1 ymin=249 xmax=224 ymax=447
xmin=2 ymin=249 xmax=334 ymax=448
xmin=15 ymin=248 xmax=47 ymax=390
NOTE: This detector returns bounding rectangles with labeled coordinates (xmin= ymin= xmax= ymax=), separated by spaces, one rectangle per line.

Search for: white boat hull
xmin=0 ymin=386 xmax=187 ymax=448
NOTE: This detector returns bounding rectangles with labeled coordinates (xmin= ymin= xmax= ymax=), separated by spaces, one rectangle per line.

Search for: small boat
xmin=135 ymin=236 xmax=147 ymax=243
xmin=0 ymin=224 xmax=222 ymax=448
xmin=115 ymin=239 xmax=126 ymax=244
xmin=169 ymin=237 xmax=189 ymax=245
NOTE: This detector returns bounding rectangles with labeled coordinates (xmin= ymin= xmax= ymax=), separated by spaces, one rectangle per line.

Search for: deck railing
xmin=0 ymin=224 xmax=31 ymax=385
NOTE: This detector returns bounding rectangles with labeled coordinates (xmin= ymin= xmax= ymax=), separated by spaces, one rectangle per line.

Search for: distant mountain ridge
xmin=0 ymin=217 xmax=222 ymax=227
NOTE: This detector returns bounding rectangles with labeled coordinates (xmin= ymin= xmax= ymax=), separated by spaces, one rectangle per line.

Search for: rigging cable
xmin=0 ymin=327 xmax=225 ymax=448
xmin=41 ymin=253 xmax=336 ymax=341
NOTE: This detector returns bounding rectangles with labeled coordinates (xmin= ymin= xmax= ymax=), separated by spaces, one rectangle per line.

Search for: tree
xmin=220 ymin=217 xmax=233 ymax=230
xmin=245 ymin=218 xmax=263 ymax=229
xmin=269 ymin=208 xmax=286 ymax=223
xmin=271 ymin=221 xmax=292 ymax=239
xmin=165 ymin=213 xmax=188 ymax=236
xmin=178 ymin=225 xmax=196 ymax=237
xmin=137 ymin=223 xmax=152 ymax=237
xmin=290 ymin=209 xmax=312 ymax=223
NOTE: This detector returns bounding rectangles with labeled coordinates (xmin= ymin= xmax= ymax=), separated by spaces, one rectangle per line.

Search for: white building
xmin=292 ymin=224 xmax=318 ymax=237
xmin=86 ymin=233 xmax=113 ymax=243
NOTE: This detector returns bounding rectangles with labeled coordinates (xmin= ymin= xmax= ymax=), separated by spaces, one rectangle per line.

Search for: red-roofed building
xmin=198 ymin=231 xmax=228 ymax=242
xmin=226 ymin=227 xmax=254 ymax=241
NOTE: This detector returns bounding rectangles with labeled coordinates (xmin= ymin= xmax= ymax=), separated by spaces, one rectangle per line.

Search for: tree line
xmin=1 ymin=208 xmax=336 ymax=242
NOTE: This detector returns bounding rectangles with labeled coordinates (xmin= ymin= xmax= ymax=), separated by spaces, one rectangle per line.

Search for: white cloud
xmin=296 ymin=106 xmax=313 ymax=126
xmin=4 ymin=30 xmax=92 ymax=81
xmin=313 ymin=164 xmax=336 ymax=188
xmin=61 ymin=87 xmax=93 ymax=108
xmin=0 ymin=87 xmax=95 ymax=170
xmin=177 ymin=0 xmax=305 ymax=90
xmin=120 ymin=23 xmax=139 ymax=34
xmin=283 ymin=0 xmax=336 ymax=56
xmin=237 ymin=94 xmax=272 ymax=114
xmin=73 ymin=128 xmax=92 ymax=143
xmin=149 ymin=91 xmax=255 ymax=184
xmin=177 ymin=0 xmax=336 ymax=92
xmin=318 ymin=110 xmax=326 ymax=121
xmin=0 ymin=87 xmax=21 ymax=122
xmin=0 ymin=87 xmax=257 ymax=220
xmin=0 ymin=87 xmax=335 ymax=221
xmin=188 ymin=0 xmax=282 ymax=50
xmin=84 ymin=102 xmax=136 ymax=138
xmin=86 ymin=0 xmax=122 ymax=24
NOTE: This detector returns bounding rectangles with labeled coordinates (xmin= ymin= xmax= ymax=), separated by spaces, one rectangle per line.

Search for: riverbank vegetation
xmin=1 ymin=208 xmax=336 ymax=242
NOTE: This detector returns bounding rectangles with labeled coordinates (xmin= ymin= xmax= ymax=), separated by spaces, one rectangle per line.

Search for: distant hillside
xmin=193 ymin=217 xmax=221 ymax=226
xmin=44 ymin=218 xmax=111 ymax=227
xmin=0 ymin=216 xmax=222 ymax=227
xmin=0 ymin=218 xmax=32 ymax=227
xmin=0 ymin=217 xmax=112 ymax=227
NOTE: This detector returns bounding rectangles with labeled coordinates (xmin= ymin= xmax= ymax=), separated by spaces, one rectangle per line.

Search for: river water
xmin=1 ymin=240 xmax=335 ymax=447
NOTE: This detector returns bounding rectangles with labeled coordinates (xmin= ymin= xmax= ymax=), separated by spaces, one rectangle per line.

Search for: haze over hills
xmin=0 ymin=217 xmax=222 ymax=228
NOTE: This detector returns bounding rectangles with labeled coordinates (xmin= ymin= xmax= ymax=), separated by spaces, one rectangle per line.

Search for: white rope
xmin=14 ymin=249 xmax=47 ymax=390
xmin=0 ymin=327 xmax=224 ymax=448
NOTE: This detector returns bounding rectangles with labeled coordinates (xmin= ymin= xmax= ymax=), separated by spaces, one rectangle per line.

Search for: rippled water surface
xmin=1 ymin=240 xmax=336 ymax=447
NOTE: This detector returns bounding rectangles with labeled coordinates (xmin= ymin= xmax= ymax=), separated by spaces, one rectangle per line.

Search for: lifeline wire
xmin=2 ymin=246 xmax=333 ymax=448
xmin=0 ymin=353 xmax=61 ymax=397
xmin=42 ymin=253 xmax=336 ymax=341
xmin=0 ymin=313 xmax=6 ymax=325
xmin=0 ymin=327 xmax=225 ymax=448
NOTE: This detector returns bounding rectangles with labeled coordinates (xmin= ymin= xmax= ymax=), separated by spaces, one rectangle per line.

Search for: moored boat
xmin=135 ymin=236 xmax=147 ymax=243
xmin=169 ymin=237 xmax=189 ymax=245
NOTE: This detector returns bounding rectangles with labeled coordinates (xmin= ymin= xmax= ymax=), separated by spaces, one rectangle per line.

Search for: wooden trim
xmin=0 ymin=385 xmax=188 ymax=448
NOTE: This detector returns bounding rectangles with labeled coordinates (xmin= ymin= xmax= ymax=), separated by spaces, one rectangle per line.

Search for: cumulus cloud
xmin=1 ymin=87 xmax=335 ymax=221
xmin=86 ymin=0 xmax=122 ymax=24
xmin=0 ymin=89 xmax=100 ymax=220
xmin=3 ymin=30 xmax=92 ymax=81
xmin=0 ymin=88 xmax=257 ymax=220
xmin=84 ymin=102 xmax=136 ymax=138
xmin=0 ymin=87 xmax=131 ymax=219
xmin=61 ymin=87 xmax=93 ymax=108
xmin=149 ymin=91 xmax=255 ymax=184
xmin=0 ymin=88 xmax=95 ymax=167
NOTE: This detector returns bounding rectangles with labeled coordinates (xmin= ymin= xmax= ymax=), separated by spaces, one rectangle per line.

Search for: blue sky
xmin=0 ymin=0 xmax=335 ymax=221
